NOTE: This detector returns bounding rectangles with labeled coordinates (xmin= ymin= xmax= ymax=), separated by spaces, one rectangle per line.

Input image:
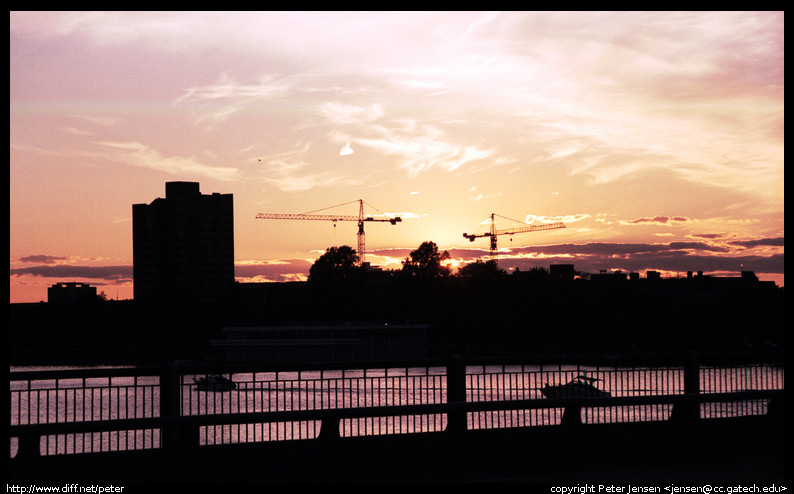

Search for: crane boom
xmin=463 ymin=213 xmax=565 ymax=263
xmin=256 ymin=213 xmax=359 ymax=222
xmin=256 ymin=199 xmax=401 ymax=264
xmin=493 ymin=222 xmax=566 ymax=236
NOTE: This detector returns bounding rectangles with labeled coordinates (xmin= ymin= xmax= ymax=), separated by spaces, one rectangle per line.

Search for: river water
xmin=9 ymin=363 xmax=784 ymax=456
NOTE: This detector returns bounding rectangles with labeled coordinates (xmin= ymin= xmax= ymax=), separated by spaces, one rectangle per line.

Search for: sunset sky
xmin=10 ymin=11 xmax=784 ymax=303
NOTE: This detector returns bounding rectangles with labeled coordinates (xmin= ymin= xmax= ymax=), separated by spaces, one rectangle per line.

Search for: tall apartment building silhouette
xmin=133 ymin=182 xmax=234 ymax=304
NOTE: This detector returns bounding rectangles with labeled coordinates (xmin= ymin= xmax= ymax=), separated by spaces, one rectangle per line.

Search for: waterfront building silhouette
xmin=47 ymin=281 xmax=97 ymax=305
xmin=133 ymin=181 xmax=234 ymax=304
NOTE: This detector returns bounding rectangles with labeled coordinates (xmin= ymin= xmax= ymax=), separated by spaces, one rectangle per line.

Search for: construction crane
xmin=463 ymin=213 xmax=566 ymax=264
xmin=256 ymin=199 xmax=401 ymax=264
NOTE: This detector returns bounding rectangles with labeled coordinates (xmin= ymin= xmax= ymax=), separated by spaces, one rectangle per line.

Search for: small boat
xmin=193 ymin=374 xmax=237 ymax=392
xmin=540 ymin=375 xmax=611 ymax=399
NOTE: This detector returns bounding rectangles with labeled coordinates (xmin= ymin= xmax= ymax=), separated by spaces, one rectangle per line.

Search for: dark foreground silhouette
xmin=9 ymin=269 xmax=783 ymax=366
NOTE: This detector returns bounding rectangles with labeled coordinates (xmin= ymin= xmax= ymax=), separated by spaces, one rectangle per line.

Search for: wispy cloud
xmin=728 ymin=237 xmax=785 ymax=249
xmin=176 ymin=73 xmax=290 ymax=103
xmin=175 ymin=73 xmax=292 ymax=128
xmin=319 ymin=103 xmax=384 ymax=125
xmin=357 ymin=124 xmax=494 ymax=178
xmin=258 ymin=143 xmax=363 ymax=192
xmin=234 ymin=259 xmax=313 ymax=283
xmin=97 ymin=141 xmax=240 ymax=181
xmin=261 ymin=165 xmax=361 ymax=192
xmin=525 ymin=214 xmax=591 ymax=225
xmin=317 ymin=99 xmax=500 ymax=178
xmin=620 ymin=216 xmax=694 ymax=226
xmin=10 ymin=264 xmax=133 ymax=282
xmin=17 ymin=255 xmax=68 ymax=264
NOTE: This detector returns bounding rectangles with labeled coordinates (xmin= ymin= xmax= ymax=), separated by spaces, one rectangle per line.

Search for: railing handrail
xmin=9 ymin=350 xmax=784 ymax=382
xmin=8 ymin=366 xmax=161 ymax=381
xmin=463 ymin=350 xmax=784 ymax=368
xmin=10 ymin=389 xmax=784 ymax=439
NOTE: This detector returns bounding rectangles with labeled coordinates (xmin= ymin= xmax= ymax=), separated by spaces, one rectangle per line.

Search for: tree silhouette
xmin=308 ymin=245 xmax=362 ymax=284
xmin=457 ymin=259 xmax=505 ymax=278
xmin=402 ymin=241 xmax=452 ymax=278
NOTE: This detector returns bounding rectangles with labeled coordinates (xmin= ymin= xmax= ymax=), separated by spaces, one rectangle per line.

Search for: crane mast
xmin=256 ymin=199 xmax=401 ymax=264
xmin=463 ymin=213 xmax=565 ymax=263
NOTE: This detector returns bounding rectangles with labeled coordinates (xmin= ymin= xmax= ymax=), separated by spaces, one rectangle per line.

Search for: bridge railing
xmin=9 ymin=352 xmax=784 ymax=458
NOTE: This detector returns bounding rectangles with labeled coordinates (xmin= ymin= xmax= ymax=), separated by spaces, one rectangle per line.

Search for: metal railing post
xmin=446 ymin=355 xmax=467 ymax=433
xmin=14 ymin=431 xmax=41 ymax=459
xmin=766 ymin=392 xmax=783 ymax=420
xmin=160 ymin=364 xmax=196 ymax=449
xmin=318 ymin=414 xmax=341 ymax=439
xmin=670 ymin=352 xmax=700 ymax=422
xmin=561 ymin=404 xmax=583 ymax=426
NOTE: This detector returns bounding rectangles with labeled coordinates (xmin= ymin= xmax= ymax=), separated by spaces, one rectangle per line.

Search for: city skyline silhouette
xmin=10 ymin=12 xmax=784 ymax=303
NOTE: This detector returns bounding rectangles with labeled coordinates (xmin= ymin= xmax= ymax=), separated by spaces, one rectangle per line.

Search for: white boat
xmin=540 ymin=375 xmax=611 ymax=398
xmin=193 ymin=374 xmax=237 ymax=392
